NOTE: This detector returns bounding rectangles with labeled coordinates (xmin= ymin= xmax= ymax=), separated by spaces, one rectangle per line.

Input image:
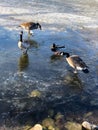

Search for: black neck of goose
xmin=20 ymin=33 xmax=23 ymax=42
xmin=64 ymin=52 xmax=70 ymax=58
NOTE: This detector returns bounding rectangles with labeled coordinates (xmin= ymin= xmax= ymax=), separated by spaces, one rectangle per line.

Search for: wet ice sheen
xmin=0 ymin=0 xmax=98 ymax=128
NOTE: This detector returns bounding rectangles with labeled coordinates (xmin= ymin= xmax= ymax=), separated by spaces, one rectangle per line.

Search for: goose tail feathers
xmin=82 ymin=68 xmax=89 ymax=73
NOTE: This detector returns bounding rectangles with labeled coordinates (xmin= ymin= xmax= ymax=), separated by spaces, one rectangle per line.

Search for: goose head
xmin=36 ymin=23 xmax=42 ymax=30
xmin=60 ymin=52 xmax=70 ymax=57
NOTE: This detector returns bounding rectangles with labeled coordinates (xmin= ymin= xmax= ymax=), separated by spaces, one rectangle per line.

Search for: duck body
xmin=54 ymin=51 xmax=66 ymax=56
xmin=18 ymin=31 xmax=30 ymax=54
xmin=63 ymin=52 xmax=89 ymax=73
xmin=19 ymin=22 xmax=42 ymax=35
xmin=51 ymin=43 xmax=65 ymax=52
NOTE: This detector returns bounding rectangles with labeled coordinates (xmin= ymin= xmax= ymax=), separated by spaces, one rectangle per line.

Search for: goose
xmin=62 ymin=52 xmax=89 ymax=73
xmin=82 ymin=121 xmax=98 ymax=130
xmin=51 ymin=43 xmax=65 ymax=52
xmin=18 ymin=31 xmax=30 ymax=54
xmin=19 ymin=22 xmax=42 ymax=36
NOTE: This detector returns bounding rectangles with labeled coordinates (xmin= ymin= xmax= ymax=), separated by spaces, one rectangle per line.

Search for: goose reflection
xmin=24 ymin=39 xmax=39 ymax=49
xmin=50 ymin=52 xmax=65 ymax=62
xmin=18 ymin=53 xmax=29 ymax=72
xmin=64 ymin=71 xmax=82 ymax=88
xmin=50 ymin=54 xmax=62 ymax=61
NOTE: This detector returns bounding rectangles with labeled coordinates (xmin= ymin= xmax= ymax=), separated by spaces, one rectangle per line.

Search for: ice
xmin=0 ymin=1 xmax=98 ymax=125
xmin=0 ymin=0 xmax=98 ymax=32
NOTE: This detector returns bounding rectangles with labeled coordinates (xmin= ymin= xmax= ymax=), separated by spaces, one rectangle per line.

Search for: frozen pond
xmin=0 ymin=0 xmax=98 ymax=129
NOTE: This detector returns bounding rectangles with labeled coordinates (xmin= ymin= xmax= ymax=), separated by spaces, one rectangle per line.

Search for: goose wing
xmin=20 ymin=22 xmax=34 ymax=29
xmin=70 ymin=55 xmax=87 ymax=68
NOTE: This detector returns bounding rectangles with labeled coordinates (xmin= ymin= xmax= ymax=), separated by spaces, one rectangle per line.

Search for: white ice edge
xmin=0 ymin=3 xmax=98 ymax=32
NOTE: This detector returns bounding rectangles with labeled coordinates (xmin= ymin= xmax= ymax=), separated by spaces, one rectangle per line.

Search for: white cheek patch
xmin=60 ymin=53 xmax=63 ymax=56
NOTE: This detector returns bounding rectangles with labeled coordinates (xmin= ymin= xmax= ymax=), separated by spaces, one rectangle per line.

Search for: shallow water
xmin=0 ymin=0 xmax=98 ymax=129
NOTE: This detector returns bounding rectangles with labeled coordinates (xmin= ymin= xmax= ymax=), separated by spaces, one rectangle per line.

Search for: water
xmin=0 ymin=0 xmax=98 ymax=129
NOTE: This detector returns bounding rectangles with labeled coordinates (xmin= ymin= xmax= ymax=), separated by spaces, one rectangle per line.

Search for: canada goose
xmin=82 ymin=121 xmax=98 ymax=130
xmin=19 ymin=22 xmax=42 ymax=36
xmin=18 ymin=31 xmax=30 ymax=54
xmin=51 ymin=43 xmax=65 ymax=52
xmin=62 ymin=52 xmax=89 ymax=73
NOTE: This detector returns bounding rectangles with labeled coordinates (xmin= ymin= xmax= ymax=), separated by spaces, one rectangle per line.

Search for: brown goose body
xmin=63 ymin=53 xmax=89 ymax=73
xmin=19 ymin=22 xmax=42 ymax=35
xmin=20 ymin=22 xmax=34 ymax=30
xmin=66 ymin=55 xmax=87 ymax=69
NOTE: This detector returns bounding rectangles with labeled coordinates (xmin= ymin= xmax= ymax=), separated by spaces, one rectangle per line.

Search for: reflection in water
xmin=24 ymin=39 xmax=39 ymax=49
xmin=18 ymin=54 xmax=29 ymax=72
xmin=64 ymin=71 xmax=82 ymax=88
xmin=50 ymin=54 xmax=63 ymax=62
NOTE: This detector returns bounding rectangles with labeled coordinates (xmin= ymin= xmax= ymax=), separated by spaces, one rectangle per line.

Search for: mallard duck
xmin=62 ymin=52 xmax=89 ymax=73
xmin=51 ymin=43 xmax=65 ymax=52
xmin=82 ymin=121 xmax=98 ymax=130
xmin=54 ymin=51 xmax=66 ymax=56
xmin=18 ymin=31 xmax=30 ymax=54
xmin=19 ymin=22 xmax=42 ymax=36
